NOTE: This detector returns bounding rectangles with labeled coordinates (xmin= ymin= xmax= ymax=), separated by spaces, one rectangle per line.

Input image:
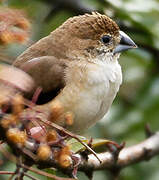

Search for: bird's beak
xmin=114 ymin=31 xmax=137 ymax=54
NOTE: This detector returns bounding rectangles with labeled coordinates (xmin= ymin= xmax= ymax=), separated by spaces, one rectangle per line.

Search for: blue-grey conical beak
xmin=114 ymin=31 xmax=137 ymax=54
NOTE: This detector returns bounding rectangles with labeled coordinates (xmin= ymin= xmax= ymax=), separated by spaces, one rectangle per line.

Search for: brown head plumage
xmin=14 ymin=12 xmax=121 ymax=67
xmin=54 ymin=12 xmax=119 ymax=40
xmin=50 ymin=12 xmax=120 ymax=59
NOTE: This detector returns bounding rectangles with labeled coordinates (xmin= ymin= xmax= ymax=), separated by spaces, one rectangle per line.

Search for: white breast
xmin=85 ymin=59 xmax=122 ymax=124
xmin=66 ymin=59 xmax=122 ymax=133
xmin=61 ymin=55 xmax=122 ymax=133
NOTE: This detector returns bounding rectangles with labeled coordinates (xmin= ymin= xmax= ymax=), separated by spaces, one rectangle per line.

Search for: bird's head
xmin=51 ymin=12 xmax=137 ymax=62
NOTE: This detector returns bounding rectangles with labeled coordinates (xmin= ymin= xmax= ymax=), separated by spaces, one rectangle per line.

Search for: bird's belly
xmin=62 ymin=60 xmax=122 ymax=134
xmin=67 ymin=81 xmax=120 ymax=134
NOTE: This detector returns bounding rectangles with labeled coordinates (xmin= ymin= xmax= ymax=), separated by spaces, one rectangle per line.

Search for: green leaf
xmin=44 ymin=168 xmax=56 ymax=180
xmin=67 ymin=138 xmax=112 ymax=153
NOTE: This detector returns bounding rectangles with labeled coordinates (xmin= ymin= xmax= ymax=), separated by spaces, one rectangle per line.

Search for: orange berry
xmin=56 ymin=145 xmax=72 ymax=168
xmin=6 ymin=128 xmax=27 ymax=146
xmin=46 ymin=130 xmax=57 ymax=143
xmin=65 ymin=112 xmax=74 ymax=126
xmin=12 ymin=93 xmax=24 ymax=115
xmin=14 ymin=31 xmax=28 ymax=43
xmin=16 ymin=18 xmax=30 ymax=30
xmin=50 ymin=101 xmax=64 ymax=122
xmin=61 ymin=145 xmax=71 ymax=155
xmin=58 ymin=154 xmax=72 ymax=168
xmin=1 ymin=115 xmax=17 ymax=129
xmin=37 ymin=144 xmax=52 ymax=161
xmin=0 ymin=30 xmax=14 ymax=44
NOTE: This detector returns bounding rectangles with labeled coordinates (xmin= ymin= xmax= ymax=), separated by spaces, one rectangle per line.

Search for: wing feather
xmin=15 ymin=56 xmax=67 ymax=104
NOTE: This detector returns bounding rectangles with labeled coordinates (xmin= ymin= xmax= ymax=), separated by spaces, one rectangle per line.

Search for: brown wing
xmin=15 ymin=56 xmax=67 ymax=104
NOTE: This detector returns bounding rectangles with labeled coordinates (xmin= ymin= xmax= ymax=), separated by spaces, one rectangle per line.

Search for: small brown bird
xmin=13 ymin=12 xmax=137 ymax=134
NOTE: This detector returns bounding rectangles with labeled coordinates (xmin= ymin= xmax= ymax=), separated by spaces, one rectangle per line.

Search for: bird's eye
xmin=101 ymin=35 xmax=111 ymax=44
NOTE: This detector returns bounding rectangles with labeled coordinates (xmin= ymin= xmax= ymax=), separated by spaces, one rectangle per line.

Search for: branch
xmin=79 ymin=132 xmax=159 ymax=171
xmin=1 ymin=64 xmax=159 ymax=179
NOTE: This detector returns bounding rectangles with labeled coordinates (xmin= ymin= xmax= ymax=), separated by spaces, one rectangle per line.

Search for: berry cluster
xmin=0 ymin=64 xmax=80 ymax=178
xmin=0 ymin=7 xmax=30 ymax=45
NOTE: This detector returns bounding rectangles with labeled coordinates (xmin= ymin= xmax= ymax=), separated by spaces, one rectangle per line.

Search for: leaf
xmin=67 ymin=137 xmax=112 ymax=153
xmin=45 ymin=168 xmax=56 ymax=180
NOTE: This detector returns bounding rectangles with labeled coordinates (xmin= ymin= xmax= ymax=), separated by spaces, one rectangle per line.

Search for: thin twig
xmin=0 ymin=171 xmax=15 ymax=175
xmin=31 ymin=87 xmax=42 ymax=104
xmin=23 ymin=172 xmax=40 ymax=180
xmin=79 ymin=132 xmax=159 ymax=171
xmin=21 ymin=164 xmax=75 ymax=180
xmin=145 ymin=123 xmax=154 ymax=137
xmin=38 ymin=117 xmax=102 ymax=163
xmin=0 ymin=144 xmax=75 ymax=180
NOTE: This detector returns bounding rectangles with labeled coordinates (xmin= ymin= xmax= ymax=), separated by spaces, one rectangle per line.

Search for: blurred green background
xmin=0 ymin=0 xmax=159 ymax=179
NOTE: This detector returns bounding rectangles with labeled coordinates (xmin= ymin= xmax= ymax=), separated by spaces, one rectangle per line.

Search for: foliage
xmin=0 ymin=0 xmax=159 ymax=179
